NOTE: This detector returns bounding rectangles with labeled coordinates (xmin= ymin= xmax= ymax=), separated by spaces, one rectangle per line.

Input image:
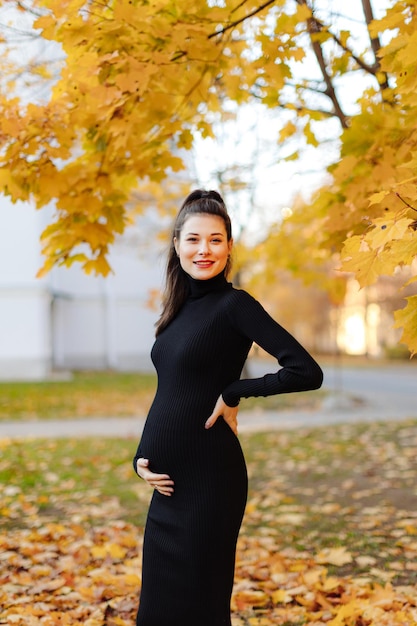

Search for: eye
xmin=186 ymin=237 xmax=198 ymax=242
xmin=211 ymin=238 xmax=223 ymax=243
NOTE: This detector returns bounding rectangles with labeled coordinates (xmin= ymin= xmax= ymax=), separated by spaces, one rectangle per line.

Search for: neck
xmin=187 ymin=272 xmax=229 ymax=298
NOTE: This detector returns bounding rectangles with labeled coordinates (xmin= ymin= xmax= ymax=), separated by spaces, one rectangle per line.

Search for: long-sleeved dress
xmin=133 ymin=273 xmax=323 ymax=626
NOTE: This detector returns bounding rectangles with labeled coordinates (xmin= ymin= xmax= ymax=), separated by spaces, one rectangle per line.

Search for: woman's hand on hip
xmin=136 ymin=458 xmax=174 ymax=496
xmin=205 ymin=395 xmax=239 ymax=435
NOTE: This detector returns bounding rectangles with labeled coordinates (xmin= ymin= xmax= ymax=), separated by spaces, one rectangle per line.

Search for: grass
xmin=2 ymin=419 xmax=417 ymax=585
xmin=2 ymin=353 xmax=416 ymax=422
xmin=2 ymin=354 xmax=415 ymax=422
xmin=0 ymin=369 xmax=327 ymax=421
xmin=0 ymin=371 xmax=157 ymax=421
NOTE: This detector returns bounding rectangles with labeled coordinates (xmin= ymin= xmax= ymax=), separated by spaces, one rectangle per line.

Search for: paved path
xmin=1 ymin=392 xmax=415 ymax=440
xmin=1 ymin=362 xmax=416 ymax=439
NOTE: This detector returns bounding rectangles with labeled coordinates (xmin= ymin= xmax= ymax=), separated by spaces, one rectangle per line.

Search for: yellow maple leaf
xmin=394 ymin=295 xmax=417 ymax=357
xmin=369 ymin=190 xmax=390 ymax=205
xmin=328 ymin=600 xmax=362 ymax=625
xmin=33 ymin=14 xmax=57 ymax=39
xmin=279 ymin=121 xmax=297 ymax=142
xmin=341 ymin=239 xmax=382 ymax=288
xmin=83 ymin=254 xmax=112 ymax=276
xmin=233 ymin=589 xmax=269 ymax=609
xmin=91 ymin=542 xmax=126 ymax=559
xmin=272 ymin=589 xmax=292 ymax=604
xmin=315 ymin=547 xmax=353 ymax=566
xmin=177 ymin=129 xmax=194 ymax=150
xmin=108 ymin=543 xmax=127 ymax=559
xmin=367 ymin=216 xmax=411 ymax=249
xmin=91 ymin=545 xmax=107 ymax=559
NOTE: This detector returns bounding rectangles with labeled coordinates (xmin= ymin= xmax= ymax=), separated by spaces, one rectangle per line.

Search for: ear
xmin=228 ymin=238 xmax=234 ymax=254
xmin=173 ymin=237 xmax=179 ymax=256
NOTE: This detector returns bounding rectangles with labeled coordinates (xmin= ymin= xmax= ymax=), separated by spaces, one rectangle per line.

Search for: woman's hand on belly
xmin=136 ymin=458 xmax=175 ymax=496
xmin=205 ymin=395 xmax=239 ymax=435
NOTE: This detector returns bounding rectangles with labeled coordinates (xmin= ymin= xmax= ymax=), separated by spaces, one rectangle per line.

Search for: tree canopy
xmin=0 ymin=0 xmax=416 ymax=352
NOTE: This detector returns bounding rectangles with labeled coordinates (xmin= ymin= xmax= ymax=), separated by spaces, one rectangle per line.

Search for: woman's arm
xmin=221 ymin=290 xmax=323 ymax=408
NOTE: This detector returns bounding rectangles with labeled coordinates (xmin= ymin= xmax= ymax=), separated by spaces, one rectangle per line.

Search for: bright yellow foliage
xmin=336 ymin=1 xmax=417 ymax=354
xmin=249 ymin=1 xmax=417 ymax=354
xmin=0 ymin=0 xmax=310 ymax=277
xmin=0 ymin=0 xmax=417 ymax=351
xmin=394 ymin=293 xmax=417 ymax=356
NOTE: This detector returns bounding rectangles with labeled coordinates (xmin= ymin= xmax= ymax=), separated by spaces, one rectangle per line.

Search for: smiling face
xmin=174 ymin=214 xmax=233 ymax=280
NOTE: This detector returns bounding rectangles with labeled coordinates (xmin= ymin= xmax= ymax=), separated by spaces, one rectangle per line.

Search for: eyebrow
xmin=185 ymin=232 xmax=225 ymax=236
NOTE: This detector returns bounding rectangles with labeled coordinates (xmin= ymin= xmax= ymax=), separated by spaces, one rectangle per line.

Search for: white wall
xmin=50 ymin=243 xmax=164 ymax=371
xmin=0 ymin=197 xmax=165 ymax=379
xmin=0 ymin=197 xmax=52 ymax=379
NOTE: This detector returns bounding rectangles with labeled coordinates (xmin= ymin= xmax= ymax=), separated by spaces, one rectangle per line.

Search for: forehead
xmin=182 ymin=214 xmax=227 ymax=234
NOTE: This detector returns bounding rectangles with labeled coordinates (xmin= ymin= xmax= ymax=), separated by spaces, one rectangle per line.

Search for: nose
xmin=198 ymin=239 xmax=209 ymax=255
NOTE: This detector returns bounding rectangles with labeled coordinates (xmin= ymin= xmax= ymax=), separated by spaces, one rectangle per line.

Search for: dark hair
xmin=155 ymin=189 xmax=233 ymax=335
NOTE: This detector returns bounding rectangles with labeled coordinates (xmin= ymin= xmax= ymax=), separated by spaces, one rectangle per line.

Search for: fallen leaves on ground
xmin=1 ymin=522 xmax=416 ymax=625
xmin=232 ymin=537 xmax=417 ymax=625
xmin=0 ymin=522 xmax=140 ymax=626
xmin=1 ymin=419 xmax=417 ymax=624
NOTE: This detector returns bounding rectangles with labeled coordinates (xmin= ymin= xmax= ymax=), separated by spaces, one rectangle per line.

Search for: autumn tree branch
xmin=250 ymin=87 xmax=338 ymax=120
xmin=208 ymin=0 xmax=277 ymax=39
xmin=295 ymin=0 xmax=348 ymax=129
xmin=395 ymin=193 xmax=417 ymax=213
xmin=361 ymin=0 xmax=390 ymax=91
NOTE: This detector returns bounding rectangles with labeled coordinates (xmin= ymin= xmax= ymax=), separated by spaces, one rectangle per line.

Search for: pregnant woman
xmin=133 ymin=189 xmax=323 ymax=626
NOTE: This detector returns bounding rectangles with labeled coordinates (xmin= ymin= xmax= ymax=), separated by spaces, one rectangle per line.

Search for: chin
xmin=194 ymin=272 xmax=214 ymax=280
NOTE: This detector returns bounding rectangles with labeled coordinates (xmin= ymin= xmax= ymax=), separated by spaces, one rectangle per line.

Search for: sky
xmin=191 ymin=0 xmax=394 ymax=240
xmin=0 ymin=0 xmax=394 ymax=240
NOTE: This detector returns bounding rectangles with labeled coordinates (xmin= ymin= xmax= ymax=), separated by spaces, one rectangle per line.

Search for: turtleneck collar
xmin=187 ymin=272 xmax=231 ymax=299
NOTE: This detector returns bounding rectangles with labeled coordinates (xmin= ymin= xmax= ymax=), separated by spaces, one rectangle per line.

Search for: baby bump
xmin=139 ymin=409 xmax=246 ymax=481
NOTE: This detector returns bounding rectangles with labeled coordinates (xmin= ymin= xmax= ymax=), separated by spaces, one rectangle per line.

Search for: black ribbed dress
xmin=133 ymin=273 xmax=323 ymax=626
